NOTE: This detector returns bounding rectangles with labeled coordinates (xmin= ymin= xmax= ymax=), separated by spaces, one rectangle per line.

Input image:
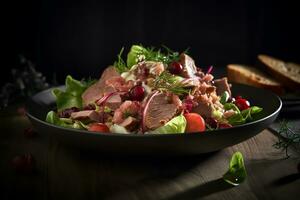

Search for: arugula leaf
xmin=228 ymin=106 xmax=263 ymax=125
xmin=220 ymin=91 xmax=230 ymax=104
xmin=150 ymin=115 xmax=187 ymax=134
xmin=223 ymin=103 xmax=240 ymax=113
xmin=223 ymin=152 xmax=247 ymax=186
xmin=52 ymin=75 xmax=87 ymax=111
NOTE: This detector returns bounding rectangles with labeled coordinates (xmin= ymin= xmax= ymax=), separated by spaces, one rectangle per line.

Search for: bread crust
xmin=258 ymin=54 xmax=300 ymax=90
xmin=227 ymin=64 xmax=285 ymax=95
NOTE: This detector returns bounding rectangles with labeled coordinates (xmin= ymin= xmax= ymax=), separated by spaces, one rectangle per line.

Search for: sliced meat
xmin=192 ymin=102 xmax=214 ymax=118
xmin=105 ymin=94 xmax=122 ymax=111
xmin=112 ymin=101 xmax=141 ymax=124
xmin=144 ymin=93 xmax=178 ymax=130
xmin=179 ymin=53 xmax=198 ymax=78
xmin=71 ymin=110 xmax=100 ymax=122
xmin=214 ymin=77 xmax=232 ymax=96
xmin=119 ymin=116 xmax=138 ymax=131
xmin=82 ymin=66 xmax=120 ymax=106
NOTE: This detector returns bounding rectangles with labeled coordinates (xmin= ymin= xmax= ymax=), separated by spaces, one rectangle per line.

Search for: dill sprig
xmin=273 ymin=119 xmax=300 ymax=158
xmin=153 ymin=71 xmax=191 ymax=95
xmin=113 ymin=47 xmax=129 ymax=73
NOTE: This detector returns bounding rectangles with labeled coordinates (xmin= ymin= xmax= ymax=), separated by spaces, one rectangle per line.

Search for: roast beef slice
xmin=214 ymin=77 xmax=232 ymax=96
xmin=82 ymin=66 xmax=120 ymax=105
xmin=192 ymin=102 xmax=214 ymax=118
xmin=144 ymin=93 xmax=178 ymax=130
xmin=179 ymin=53 xmax=198 ymax=78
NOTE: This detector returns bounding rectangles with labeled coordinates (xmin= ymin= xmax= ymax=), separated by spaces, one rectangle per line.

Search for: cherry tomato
xmin=234 ymin=98 xmax=250 ymax=110
xmin=184 ymin=113 xmax=206 ymax=133
xmin=88 ymin=123 xmax=110 ymax=133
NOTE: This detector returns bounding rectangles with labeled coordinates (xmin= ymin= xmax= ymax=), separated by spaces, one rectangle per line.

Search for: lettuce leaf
xmin=127 ymin=45 xmax=148 ymax=67
xmin=52 ymin=75 xmax=87 ymax=111
xmin=46 ymin=111 xmax=86 ymax=129
xmin=150 ymin=115 xmax=187 ymax=134
xmin=110 ymin=124 xmax=131 ymax=134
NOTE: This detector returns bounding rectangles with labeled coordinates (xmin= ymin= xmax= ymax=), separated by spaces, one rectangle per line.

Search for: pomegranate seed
xmin=205 ymin=117 xmax=218 ymax=129
xmin=24 ymin=127 xmax=36 ymax=138
xmin=219 ymin=123 xmax=232 ymax=129
xmin=235 ymin=98 xmax=250 ymax=111
xmin=11 ymin=153 xmax=35 ymax=173
xmin=235 ymin=95 xmax=242 ymax=100
xmin=168 ymin=62 xmax=183 ymax=75
xmin=130 ymin=86 xmax=145 ymax=101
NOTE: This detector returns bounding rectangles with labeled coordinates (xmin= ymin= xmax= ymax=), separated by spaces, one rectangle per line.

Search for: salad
xmin=46 ymin=45 xmax=263 ymax=134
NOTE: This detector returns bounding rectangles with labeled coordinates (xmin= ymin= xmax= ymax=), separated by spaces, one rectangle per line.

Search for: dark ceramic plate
xmin=26 ymin=83 xmax=282 ymax=156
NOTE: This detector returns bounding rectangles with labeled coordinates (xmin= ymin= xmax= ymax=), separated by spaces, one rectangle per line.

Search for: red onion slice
xmin=206 ymin=65 xmax=213 ymax=74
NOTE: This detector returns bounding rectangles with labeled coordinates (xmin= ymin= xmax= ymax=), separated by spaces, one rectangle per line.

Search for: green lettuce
xmin=127 ymin=45 xmax=148 ymax=67
xmin=52 ymin=75 xmax=88 ymax=111
xmin=110 ymin=124 xmax=131 ymax=134
xmin=150 ymin=115 xmax=187 ymax=134
xmin=46 ymin=111 xmax=86 ymax=129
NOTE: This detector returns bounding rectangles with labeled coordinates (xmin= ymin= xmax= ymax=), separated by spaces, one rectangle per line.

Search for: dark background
xmin=4 ymin=0 xmax=300 ymax=86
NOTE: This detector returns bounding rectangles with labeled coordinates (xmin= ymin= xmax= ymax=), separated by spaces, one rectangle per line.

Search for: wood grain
xmin=0 ymin=110 xmax=299 ymax=200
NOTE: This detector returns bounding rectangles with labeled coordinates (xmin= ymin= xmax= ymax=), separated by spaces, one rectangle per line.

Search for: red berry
xmin=235 ymin=98 xmax=250 ymax=110
xmin=205 ymin=117 xmax=218 ymax=129
xmin=130 ymin=86 xmax=145 ymax=101
xmin=11 ymin=153 xmax=35 ymax=173
xmin=168 ymin=62 xmax=183 ymax=75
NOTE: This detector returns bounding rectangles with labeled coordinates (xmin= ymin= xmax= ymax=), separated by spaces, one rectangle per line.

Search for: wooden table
xmin=1 ymin=108 xmax=299 ymax=200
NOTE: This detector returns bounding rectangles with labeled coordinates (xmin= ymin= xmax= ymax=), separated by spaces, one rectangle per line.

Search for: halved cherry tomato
xmin=184 ymin=113 xmax=206 ymax=133
xmin=88 ymin=123 xmax=110 ymax=133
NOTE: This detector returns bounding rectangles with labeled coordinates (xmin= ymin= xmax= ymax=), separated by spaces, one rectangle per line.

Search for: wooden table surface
xmin=1 ymin=108 xmax=299 ymax=200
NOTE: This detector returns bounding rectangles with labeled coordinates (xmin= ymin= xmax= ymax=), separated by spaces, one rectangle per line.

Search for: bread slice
xmin=227 ymin=64 xmax=285 ymax=95
xmin=258 ymin=54 xmax=300 ymax=90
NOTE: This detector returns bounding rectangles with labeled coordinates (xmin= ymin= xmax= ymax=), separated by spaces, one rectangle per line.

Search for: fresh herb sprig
xmin=273 ymin=120 xmax=300 ymax=158
xmin=153 ymin=71 xmax=190 ymax=95
xmin=113 ymin=47 xmax=129 ymax=73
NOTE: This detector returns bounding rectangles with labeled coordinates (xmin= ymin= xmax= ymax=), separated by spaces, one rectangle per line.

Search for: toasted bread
xmin=258 ymin=54 xmax=300 ymax=90
xmin=227 ymin=64 xmax=285 ymax=95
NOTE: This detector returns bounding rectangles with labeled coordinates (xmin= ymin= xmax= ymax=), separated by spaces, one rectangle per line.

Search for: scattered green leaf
xmin=223 ymin=152 xmax=247 ymax=186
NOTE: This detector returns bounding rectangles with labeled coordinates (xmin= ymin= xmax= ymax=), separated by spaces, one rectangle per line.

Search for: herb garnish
xmin=273 ymin=120 xmax=300 ymax=158
xmin=113 ymin=47 xmax=129 ymax=73
xmin=153 ymin=71 xmax=191 ymax=95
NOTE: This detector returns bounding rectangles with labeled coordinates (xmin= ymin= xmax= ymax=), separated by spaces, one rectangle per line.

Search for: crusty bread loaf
xmin=258 ymin=54 xmax=300 ymax=90
xmin=227 ymin=64 xmax=285 ymax=95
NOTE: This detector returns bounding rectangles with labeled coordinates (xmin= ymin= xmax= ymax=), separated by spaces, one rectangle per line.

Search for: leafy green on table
xmin=223 ymin=152 xmax=247 ymax=186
